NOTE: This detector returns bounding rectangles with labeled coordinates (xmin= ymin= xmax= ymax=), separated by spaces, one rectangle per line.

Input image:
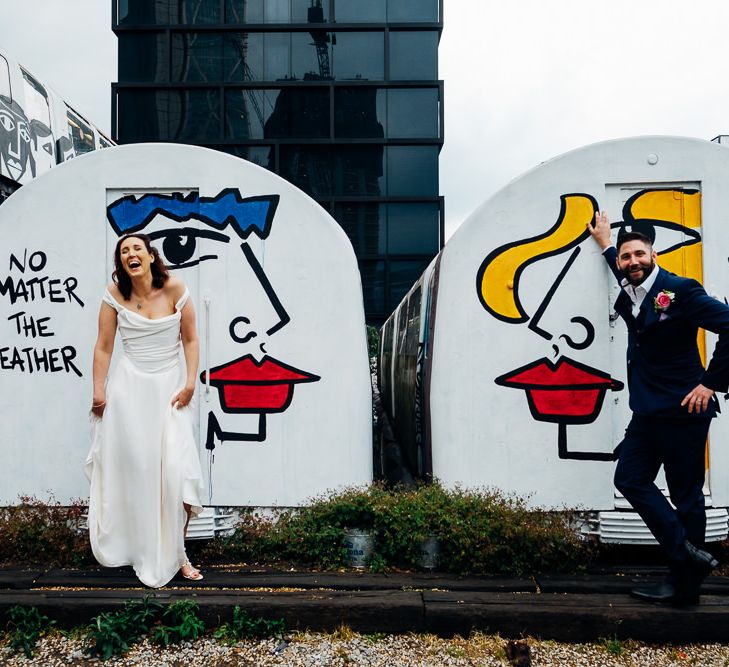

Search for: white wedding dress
xmin=85 ymin=288 xmax=204 ymax=588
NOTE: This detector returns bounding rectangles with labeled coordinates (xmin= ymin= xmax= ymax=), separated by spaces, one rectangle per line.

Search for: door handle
xmin=203 ymin=291 xmax=211 ymax=401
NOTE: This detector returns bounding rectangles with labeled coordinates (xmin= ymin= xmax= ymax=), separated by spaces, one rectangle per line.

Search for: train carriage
xmin=0 ymin=47 xmax=113 ymax=201
xmin=381 ymin=136 xmax=729 ymax=543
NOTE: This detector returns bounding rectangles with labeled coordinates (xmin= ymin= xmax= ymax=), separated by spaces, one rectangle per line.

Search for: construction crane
xmin=308 ymin=0 xmax=333 ymax=80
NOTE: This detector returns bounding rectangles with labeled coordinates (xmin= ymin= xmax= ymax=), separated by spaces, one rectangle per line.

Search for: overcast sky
xmin=2 ymin=0 xmax=729 ymax=237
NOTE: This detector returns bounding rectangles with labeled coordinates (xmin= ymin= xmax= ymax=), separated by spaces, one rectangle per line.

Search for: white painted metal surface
xmin=424 ymin=137 xmax=729 ymax=532
xmin=0 ymin=143 xmax=372 ymax=507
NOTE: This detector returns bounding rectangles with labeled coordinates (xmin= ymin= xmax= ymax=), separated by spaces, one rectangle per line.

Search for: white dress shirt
xmin=621 ymin=264 xmax=659 ymax=318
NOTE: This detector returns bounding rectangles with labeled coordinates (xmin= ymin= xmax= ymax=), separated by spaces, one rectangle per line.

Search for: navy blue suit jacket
xmin=604 ymin=246 xmax=729 ymax=418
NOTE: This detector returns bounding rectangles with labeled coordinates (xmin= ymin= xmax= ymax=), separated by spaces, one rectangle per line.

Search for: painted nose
xmin=229 ymin=316 xmax=258 ymax=345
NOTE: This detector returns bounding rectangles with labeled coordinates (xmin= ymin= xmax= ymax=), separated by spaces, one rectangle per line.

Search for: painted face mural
xmin=0 ymin=95 xmax=52 ymax=182
xmin=476 ymin=188 xmax=702 ymax=461
xmin=106 ymin=189 xmax=321 ymax=449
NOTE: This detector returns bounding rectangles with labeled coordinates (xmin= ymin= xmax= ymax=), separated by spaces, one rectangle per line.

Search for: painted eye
xmin=0 ymin=112 xmax=14 ymax=132
xmin=164 ymin=233 xmax=196 ymax=265
xmin=147 ymin=227 xmax=230 ymax=270
xmin=616 ymin=221 xmax=700 ymax=257
xmin=18 ymin=124 xmax=30 ymax=142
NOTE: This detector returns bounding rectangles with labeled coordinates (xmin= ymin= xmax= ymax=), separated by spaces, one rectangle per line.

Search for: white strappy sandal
xmin=180 ymin=559 xmax=204 ymax=581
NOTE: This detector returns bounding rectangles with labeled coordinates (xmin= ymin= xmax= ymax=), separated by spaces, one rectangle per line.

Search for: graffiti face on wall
xmin=106 ymin=189 xmax=321 ymax=449
xmin=0 ymin=95 xmax=52 ymax=182
xmin=476 ymin=188 xmax=702 ymax=461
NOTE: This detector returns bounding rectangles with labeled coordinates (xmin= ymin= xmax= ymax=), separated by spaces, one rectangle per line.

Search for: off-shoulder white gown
xmin=85 ymin=288 xmax=204 ymax=588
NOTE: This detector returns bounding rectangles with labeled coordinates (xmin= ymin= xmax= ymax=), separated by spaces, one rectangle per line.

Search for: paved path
xmin=2 ymin=565 xmax=728 ymax=642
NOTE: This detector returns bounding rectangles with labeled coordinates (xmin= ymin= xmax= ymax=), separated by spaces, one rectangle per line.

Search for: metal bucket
xmin=343 ymin=530 xmax=373 ymax=568
xmin=417 ymin=535 xmax=440 ymax=570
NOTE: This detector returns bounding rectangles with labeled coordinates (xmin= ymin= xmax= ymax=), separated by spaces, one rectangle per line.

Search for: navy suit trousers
xmin=614 ymin=414 xmax=711 ymax=561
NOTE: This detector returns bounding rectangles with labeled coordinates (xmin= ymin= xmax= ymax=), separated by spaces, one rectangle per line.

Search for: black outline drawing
xmin=240 ymin=242 xmax=291 ymax=336
xmin=495 ymin=356 xmax=624 ymax=461
xmin=200 ymin=353 xmax=320 ymax=450
xmin=476 ymin=193 xmax=598 ymax=323
xmin=106 ymin=188 xmax=280 ymax=239
xmin=613 ymin=188 xmax=702 ymax=255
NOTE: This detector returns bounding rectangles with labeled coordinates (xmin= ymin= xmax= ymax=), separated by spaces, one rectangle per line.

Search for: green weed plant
xmin=151 ymin=599 xmax=205 ymax=647
xmin=86 ymin=596 xmax=162 ymax=660
xmin=4 ymin=605 xmax=55 ymax=658
xmin=213 ymin=606 xmax=285 ymax=644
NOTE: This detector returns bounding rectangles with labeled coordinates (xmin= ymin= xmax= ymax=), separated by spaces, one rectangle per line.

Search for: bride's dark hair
xmin=112 ymin=233 xmax=169 ymax=300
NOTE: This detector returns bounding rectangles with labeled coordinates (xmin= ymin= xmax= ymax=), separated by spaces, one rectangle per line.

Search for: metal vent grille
xmin=184 ymin=507 xmax=237 ymax=540
xmin=596 ymin=508 xmax=728 ymax=544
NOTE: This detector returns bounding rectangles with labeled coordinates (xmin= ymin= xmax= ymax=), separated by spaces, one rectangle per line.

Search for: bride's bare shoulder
xmin=164 ymin=275 xmax=187 ymax=301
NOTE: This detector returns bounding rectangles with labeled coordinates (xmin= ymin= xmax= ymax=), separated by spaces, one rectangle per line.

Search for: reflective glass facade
xmin=113 ymin=0 xmax=444 ymax=324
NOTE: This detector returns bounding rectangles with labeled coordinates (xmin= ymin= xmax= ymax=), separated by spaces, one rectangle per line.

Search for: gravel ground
xmin=3 ymin=631 xmax=729 ymax=666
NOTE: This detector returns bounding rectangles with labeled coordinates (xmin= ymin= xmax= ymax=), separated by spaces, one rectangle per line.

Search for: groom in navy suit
xmin=589 ymin=211 xmax=729 ymax=604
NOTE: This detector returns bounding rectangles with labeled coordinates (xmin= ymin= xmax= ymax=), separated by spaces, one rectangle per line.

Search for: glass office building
xmin=112 ymin=0 xmax=444 ymax=324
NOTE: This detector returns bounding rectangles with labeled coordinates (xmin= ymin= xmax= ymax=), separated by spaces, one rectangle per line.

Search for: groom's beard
xmin=621 ymin=258 xmax=656 ymax=286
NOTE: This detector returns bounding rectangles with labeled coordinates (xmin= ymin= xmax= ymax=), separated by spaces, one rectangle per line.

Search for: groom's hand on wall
xmin=587 ymin=211 xmax=612 ymax=250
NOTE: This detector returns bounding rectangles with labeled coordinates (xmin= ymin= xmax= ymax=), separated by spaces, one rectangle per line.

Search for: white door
xmin=604 ymin=183 xmax=710 ymax=506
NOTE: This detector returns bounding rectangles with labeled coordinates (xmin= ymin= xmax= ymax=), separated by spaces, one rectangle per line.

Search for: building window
xmin=20 ymin=68 xmax=51 ymax=130
xmin=291 ymin=32 xmax=329 ymax=79
xmin=67 ymin=109 xmax=95 ymax=155
xmin=225 ymin=0 xmax=263 ymax=23
xmin=292 ymin=0 xmax=331 ymax=23
xmin=265 ymin=0 xmax=291 ymax=23
xmin=264 ymin=32 xmax=290 ymax=80
xmin=387 ymin=146 xmax=438 ymax=196
xmin=225 ymin=88 xmax=329 ymax=139
xmin=334 ymin=202 xmax=387 ymax=255
xmin=334 ymin=87 xmax=385 ymax=138
xmin=388 ymin=203 xmax=440 ymax=254
xmin=224 ymin=33 xmax=264 ymax=80
xmin=332 ymin=32 xmax=384 ymax=80
xmin=171 ymin=33 xmax=224 ymax=82
xmin=387 ymin=88 xmax=438 ymax=138
xmin=335 ymin=0 xmax=386 ymax=22
xmin=117 ymin=89 xmax=222 ymax=142
xmin=389 ymin=31 xmax=438 ymax=80
xmin=334 ymin=202 xmax=439 ymax=256
xmin=169 ymin=0 xmax=222 ymax=24
xmin=119 ymin=32 xmax=169 ymax=82
xmin=119 ymin=0 xmax=221 ymax=25
xmin=387 ymin=0 xmax=439 ymax=22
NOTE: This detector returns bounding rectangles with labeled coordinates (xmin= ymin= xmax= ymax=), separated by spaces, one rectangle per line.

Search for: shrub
xmin=0 ymin=495 xmax=93 ymax=567
xmin=86 ymin=596 xmax=162 ymax=660
xmin=213 ymin=606 xmax=285 ymax=644
xmin=4 ymin=605 xmax=55 ymax=658
xmin=367 ymin=325 xmax=380 ymax=359
xmin=151 ymin=599 xmax=205 ymax=647
xmin=211 ymin=483 xmax=590 ymax=574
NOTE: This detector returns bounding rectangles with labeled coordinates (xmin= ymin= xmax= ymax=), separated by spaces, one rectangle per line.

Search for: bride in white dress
xmin=85 ymin=233 xmax=205 ymax=587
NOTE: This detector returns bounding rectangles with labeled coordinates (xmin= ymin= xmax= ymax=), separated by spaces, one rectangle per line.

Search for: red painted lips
xmin=200 ymin=354 xmax=320 ymax=413
xmin=495 ymin=356 xmax=624 ymax=424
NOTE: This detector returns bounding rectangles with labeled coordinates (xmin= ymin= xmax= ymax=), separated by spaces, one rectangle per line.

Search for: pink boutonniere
xmin=654 ymin=289 xmax=675 ymax=312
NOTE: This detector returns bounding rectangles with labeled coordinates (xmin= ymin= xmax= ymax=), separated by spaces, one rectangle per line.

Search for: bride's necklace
xmin=132 ymin=289 xmax=152 ymax=311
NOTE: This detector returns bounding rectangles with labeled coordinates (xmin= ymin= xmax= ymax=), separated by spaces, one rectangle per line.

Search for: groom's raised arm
xmin=587 ymin=211 xmax=622 ymax=282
